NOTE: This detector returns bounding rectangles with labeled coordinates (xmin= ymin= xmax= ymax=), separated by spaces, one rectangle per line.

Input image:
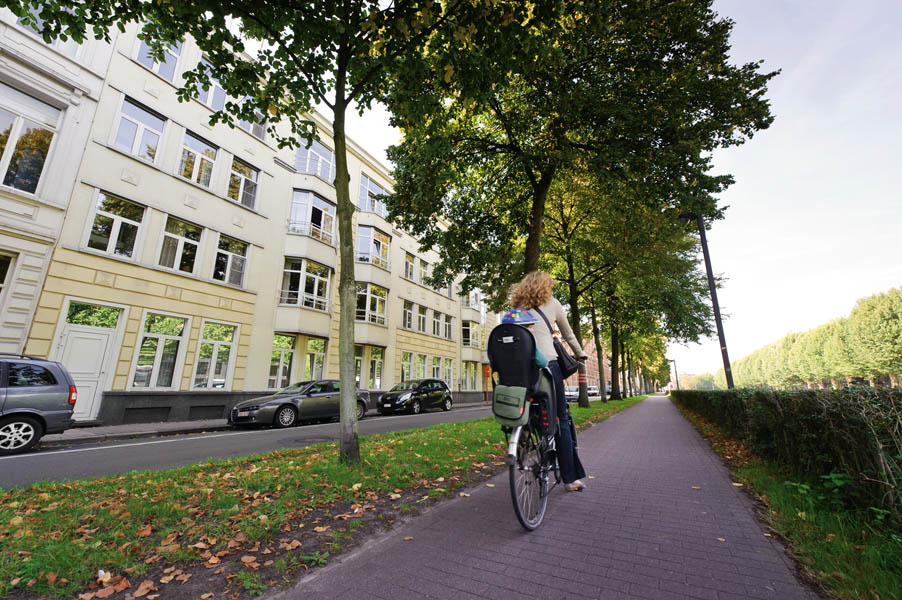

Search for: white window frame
xmin=355 ymin=225 xmax=390 ymax=269
xmin=136 ymin=37 xmax=182 ymax=82
xmin=228 ymin=156 xmax=259 ymax=209
xmin=288 ymin=190 xmax=336 ymax=245
xmin=237 ymin=100 xmax=266 ymax=140
xmin=369 ymin=347 xmax=383 ymax=389
xmin=304 ymin=338 xmax=327 ymax=379
xmin=417 ymin=305 xmax=427 ymax=333
xmin=280 ymin=257 xmax=331 ymax=311
xmin=158 ymin=215 xmax=203 ymax=275
xmin=268 ymin=334 xmax=295 ymax=390
xmin=191 ymin=319 xmax=239 ymax=390
xmin=358 ymin=173 xmax=388 ymax=218
xmin=418 ymin=259 xmax=430 ymax=286
xmin=128 ymin=309 xmax=191 ymax=391
xmin=111 ymin=96 xmax=165 ymax=164
xmin=84 ymin=189 xmax=146 ymax=259
xmin=295 ymin=138 xmax=336 ymax=182
xmin=16 ymin=11 xmax=81 ymax=58
xmin=0 ymin=253 xmax=15 ymax=307
xmin=444 ymin=358 xmax=453 ymax=387
xmin=416 ymin=353 xmax=427 ymax=380
xmin=179 ymin=130 xmax=218 ymax=188
xmin=400 ymin=350 xmax=412 ymax=382
xmin=444 ymin=314 xmax=453 ymax=340
xmin=432 ymin=311 xmax=442 ymax=337
xmin=196 ymin=58 xmax=226 ymax=111
xmin=356 ymin=282 xmax=387 ymax=325
xmin=431 ymin=356 xmax=442 ymax=379
xmin=0 ymin=82 xmax=61 ymax=196
xmin=402 ymin=300 xmax=413 ymax=330
xmin=212 ymin=234 xmax=248 ymax=287
xmin=404 ymin=253 xmax=415 ymax=280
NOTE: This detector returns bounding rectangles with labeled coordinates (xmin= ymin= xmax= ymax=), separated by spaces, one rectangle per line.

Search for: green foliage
xmin=671 ymin=388 xmax=902 ymax=520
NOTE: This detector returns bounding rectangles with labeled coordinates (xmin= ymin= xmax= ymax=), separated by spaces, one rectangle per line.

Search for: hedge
xmin=671 ymin=388 xmax=902 ymax=517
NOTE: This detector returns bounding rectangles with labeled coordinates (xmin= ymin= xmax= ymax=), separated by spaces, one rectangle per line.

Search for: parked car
xmin=587 ymin=385 xmax=600 ymax=397
xmin=0 ymin=354 xmax=77 ymax=455
xmin=229 ymin=379 xmax=369 ymax=428
xmin=378 ymin=379 xmax=452 ymax=415
xmin=564 ymin=386 xmax=579 ymax=402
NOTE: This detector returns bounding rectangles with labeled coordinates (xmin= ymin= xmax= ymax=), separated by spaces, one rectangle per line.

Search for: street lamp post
xmin=679 ymin=212 xmax=735 ymax=389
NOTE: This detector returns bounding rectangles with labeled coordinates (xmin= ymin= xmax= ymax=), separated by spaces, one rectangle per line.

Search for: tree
xmin=14 ymin=0 xmax=514 ymax=462
xmin=386 ymin=0 xmax=777 ymax=301
xmin=848 ymin=287 xmax=902 ymax=386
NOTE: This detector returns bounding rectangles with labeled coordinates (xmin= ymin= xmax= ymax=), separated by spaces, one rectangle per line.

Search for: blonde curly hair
xmin=510 ymin=271 xmax=554 ymax=309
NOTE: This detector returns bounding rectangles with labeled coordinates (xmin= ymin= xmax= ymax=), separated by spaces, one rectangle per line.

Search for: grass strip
xmin=672 ymin=397 xmax=902 ymax=600
xmin=0 ymin=395 xmax=644 ymax=598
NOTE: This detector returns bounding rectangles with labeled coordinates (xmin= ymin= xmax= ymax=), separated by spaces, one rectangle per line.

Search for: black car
xmin=229 ymin=379 xmax=369 ymax=428
xmin=378 ymin=378 xmax=453 ymax=415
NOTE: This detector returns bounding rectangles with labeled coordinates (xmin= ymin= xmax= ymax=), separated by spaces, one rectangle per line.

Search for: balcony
xmin=461 ymin=345 xmax=486 ymax=363
xmin=288 ymin=220 xmax=335 ymax=246
xmin=355 ymin=312 xmax=390 ymax=347
xmin=355 ymin=251 xmax=389 ymax=270
xmin=278 ymin=290 xmax=330 ymax=312
xmin=356 ymin=310 xmax=387 ymax=327
xmin=273 ymin=303 xmax=332 ymax=338
xmin=354 ymin=252 xmax=392 ymax=289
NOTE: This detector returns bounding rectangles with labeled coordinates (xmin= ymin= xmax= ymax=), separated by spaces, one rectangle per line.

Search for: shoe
xmin=566 ymin=479 xmax=585 ymax=492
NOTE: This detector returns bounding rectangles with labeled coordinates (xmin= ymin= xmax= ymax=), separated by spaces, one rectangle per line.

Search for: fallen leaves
xmin=402 ymin=536 xmax=414 ymax=541
xmin=135 ymin=524 xmax=152 ymax=538
xmin=133 ymin=580 xmax=157 ymax=598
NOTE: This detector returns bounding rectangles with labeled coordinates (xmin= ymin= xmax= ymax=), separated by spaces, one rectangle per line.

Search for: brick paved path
xmin=271 ymin=394 xmax=817 ymax=599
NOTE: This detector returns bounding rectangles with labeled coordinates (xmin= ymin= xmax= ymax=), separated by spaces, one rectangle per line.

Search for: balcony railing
xmin=355 ymin=251 xmax=390 ymax=270
xmin=279 ymin=289 xmax=329 ymax=312
xmin=461 ymin=338 xmax=482 ymax=349
xmin=356 ymin=310 xmax=387 ymax=326
xmin=288 ymin=220 xmax=335 ymax=246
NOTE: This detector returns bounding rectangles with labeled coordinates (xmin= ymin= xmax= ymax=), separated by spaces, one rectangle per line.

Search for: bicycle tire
xmin=509 ymin=425 xmax=549 ymax=530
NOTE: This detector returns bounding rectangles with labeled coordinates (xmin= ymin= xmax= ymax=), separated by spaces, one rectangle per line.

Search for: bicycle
xmin=488 ymin=314 xmax=577 ymax=530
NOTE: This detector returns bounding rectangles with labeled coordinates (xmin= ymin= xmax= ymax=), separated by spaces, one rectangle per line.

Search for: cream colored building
xmin=13 ymin=22 xmax=493 ymax=424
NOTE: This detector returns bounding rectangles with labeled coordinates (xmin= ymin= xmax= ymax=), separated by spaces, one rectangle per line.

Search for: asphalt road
xmin=0 ymin=405 xmax=493 ymax=489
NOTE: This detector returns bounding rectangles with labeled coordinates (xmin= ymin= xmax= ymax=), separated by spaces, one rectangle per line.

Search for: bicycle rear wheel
xmin=509 ymin=425 xmax=549 ymax=530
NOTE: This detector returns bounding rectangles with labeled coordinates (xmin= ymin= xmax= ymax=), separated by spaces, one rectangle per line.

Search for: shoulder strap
xmin=534 ymin=306 xmax=555 ymax=335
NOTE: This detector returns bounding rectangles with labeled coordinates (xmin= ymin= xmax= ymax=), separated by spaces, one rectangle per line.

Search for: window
xmin=137 ymin=39 xmax=181 ymax=81
xmin=192 ymin=322 xmax=237 ymax=389
xmin=444 ymin=314 xmax=453 ymax=340
xmin=66 ymin=302 xmax=120 ymax=328
xmin=432 ymin=311 xmax=442 ymax=336
xmin=0 ymin=255 xmax=14 ymax=302
xmin=295 ymin=138 xmax=336 ymax=182
xmin=469 ymin=362 xmax=478 ymax=390
xmin=369 ymin=347 xmax=383 ymax=389
xmin=432 ymin=357 xmax=442 ymax=379
xmin=355 ymin=226 xmax=390 ymax=269
xmin=113 ymin=98 xmax=164 ymax=163
xmin=228 ymin=157 xmax=258 ymax=208
xmin=16 ymin=10 xmax=80 ymax=57
xmin=404 ymin=253 xmax=415 ymax=280
xmin=462 ymin=321 xmax=480 ymax=348
xmin=416 ymin=354 xmax=427 ymax=380
xmin=280 ymin=257 xmax=331 ymax=311
xmin=158 ymin=216 xmax=202 ymax=274
xmin=356 ymin=283 xmax=387 ymax=325
xmin=418 ymin=260 xmax=430 ymax=286
xmin=269 ymin=334 xmax=295 ymax=389
xmin=86 ymin=191 xmax=145 ymax=258
xmin=8 ymin=363 xmax=56 ymax=387
xmin=400 ymin=351 xmax=412 ymax=382
xmin=132 ymin=313 xmax=187 ymax=389
xmin=402 ymin=300 xmax=413 ymax=329
xmin=304 ymin=338 xmax=326 ymax=379
xmin=354 ymin=345 xmax=364 ymax=387
xmin=446 ymin=284 xmax=454 ymax=299
xmin=196 ymin=58 xmax=226 ymax=111
xmin=289 ymin=190 xmax=335 ymax=245
xmin=237 ymin=101 xmax=266 ymax=139
xmin=179 ymin=131 xmax=217 ymax=187
xmin=444 ymin=358 xmax=453 ymax=386
xmin=358 ymin=173 xmax=388 ymax=217
xmin=417 ymin=305 xmax=427 ymax=333
xmin=213 ymin=235 xmax=247 ymax=286
xmin=0 ymin=82 xmax=60 ymax=194
xmin=465 ymin=290 xmax=481 ymax=309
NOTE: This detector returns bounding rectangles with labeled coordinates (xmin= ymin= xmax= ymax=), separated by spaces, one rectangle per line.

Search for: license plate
xmin=237 ymin=411 xmax=250 ymax=417
xmin=383 ymin=403 xmax=392 ymax=408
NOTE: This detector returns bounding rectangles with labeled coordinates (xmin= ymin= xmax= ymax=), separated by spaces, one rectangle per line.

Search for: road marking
xmin=0 ymin=406 xmax=491 ymax=460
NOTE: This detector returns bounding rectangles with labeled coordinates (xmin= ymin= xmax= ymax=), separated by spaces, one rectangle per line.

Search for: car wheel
xmin=443 ymin=397 xmax=452 ymax=411
xmin=410 ymin=400 xmax=422 ymax=415
xmin=356 ymin=402 xmax=366 ymax=421
xmin=0 ymin=415 xmax=43 ymax=456
xmin=274 ymin=406 xmax=298 ymax=428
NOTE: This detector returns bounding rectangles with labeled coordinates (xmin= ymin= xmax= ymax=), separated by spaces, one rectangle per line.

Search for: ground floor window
xmin=461 ymin=361 xmax=480 ymax=391
xmin=269 ymin=334 xmax=295 ymax=389
xmin=192 ymin=321 xmax=238 ymax=389
xmin=432 ymin=356 xmax=442 ymax=379
xmin=369 ymin=347 xmax=383 ymax=389
xmin=400 ymin=351 xmax=412 ymax=381
xmin=355 ymin=345 xmax=364 ymax=387
xmin=0 ymin=254 xmax=13 ymax=304
xmin=416 ymin=353 xmax=426 ymax=379
xmin=444 ymin=358 xmax=453 ymax=387
xmin=304 ymin=338 xmax=326 ymax=379
xmin=132 ymin=312 xmax=188 ymax=389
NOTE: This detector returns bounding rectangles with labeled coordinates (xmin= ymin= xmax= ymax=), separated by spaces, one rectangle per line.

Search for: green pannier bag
xmin=492 ymin=385 xmax=530 ymax=428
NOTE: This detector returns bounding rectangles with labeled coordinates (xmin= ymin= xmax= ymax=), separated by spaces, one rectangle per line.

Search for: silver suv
xmin=0 ymin=354 xmax=77 ymax=455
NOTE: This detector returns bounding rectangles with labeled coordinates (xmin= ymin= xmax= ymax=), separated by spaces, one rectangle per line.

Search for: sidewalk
xmin=271 ymin=394 xmax=817 ymax=600
xmin=39 ymin=396 xmax=492 ymax=448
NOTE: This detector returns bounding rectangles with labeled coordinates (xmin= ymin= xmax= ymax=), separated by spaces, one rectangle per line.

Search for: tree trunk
xmin=626 ymin=351 xmax=634 ymax=397
xmin=331 ymin=74 xmax=360 ymax=463
xmin=523 ymin=168 xmax=555 ymax=274
xmin=564 ymin=257 xmax=589 ymax=408
xmin=890 ymin=373 xmax=900 ymax=387
xmin=609 ymin=324 xmax=621 ymax=400
xmin=620 ymin=341 xmax=628 ymax=397
xmin=589 ymin=302 xmax=607 ymax=403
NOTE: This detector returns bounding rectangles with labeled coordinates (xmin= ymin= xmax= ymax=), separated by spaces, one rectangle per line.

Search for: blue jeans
xmin=549 ymin=360 xmax=586 ymax=484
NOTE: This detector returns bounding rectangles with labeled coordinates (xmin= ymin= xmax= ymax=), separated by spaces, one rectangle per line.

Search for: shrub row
xmin=671 ymin=388 xmax=902 ymax=518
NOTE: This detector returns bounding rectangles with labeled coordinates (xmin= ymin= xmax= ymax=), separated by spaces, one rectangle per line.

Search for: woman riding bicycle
xmin=510 ymin=271 xmax=587 ymax=492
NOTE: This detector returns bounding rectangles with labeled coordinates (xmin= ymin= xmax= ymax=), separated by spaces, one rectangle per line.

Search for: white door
xmin=59 ymin=326 xmax=115 ymax=421
xmin=52 ymin=301 xmax=124 ymax=422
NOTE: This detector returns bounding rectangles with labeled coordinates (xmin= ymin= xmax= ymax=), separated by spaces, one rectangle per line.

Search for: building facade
xmin=11 ymin=22 xmax=493 ymax=424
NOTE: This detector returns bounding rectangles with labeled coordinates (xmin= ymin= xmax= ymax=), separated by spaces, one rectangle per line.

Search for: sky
xmin=332 ymin=0 xmax=902 ymax=377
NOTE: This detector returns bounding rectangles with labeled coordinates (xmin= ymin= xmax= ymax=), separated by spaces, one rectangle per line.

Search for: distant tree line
xmin=711 ymin=286 xmax=902 ymax=389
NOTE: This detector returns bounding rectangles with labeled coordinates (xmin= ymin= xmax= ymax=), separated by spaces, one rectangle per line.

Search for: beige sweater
xmin=531 ymin=298 xmax=587 ymax=362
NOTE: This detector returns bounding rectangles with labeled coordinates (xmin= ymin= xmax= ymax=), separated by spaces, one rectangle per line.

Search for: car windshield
xmin=390 ymin=381 xmax=420 ymax=391
xmin=276 ymin=380 xmax=312 ymax=394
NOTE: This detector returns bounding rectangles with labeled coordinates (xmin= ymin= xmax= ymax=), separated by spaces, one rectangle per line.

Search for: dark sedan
xmin=229 ymin=380 xmax=369 ymax=428
xmin=377 ymin=379 xmax=452 ymax=415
